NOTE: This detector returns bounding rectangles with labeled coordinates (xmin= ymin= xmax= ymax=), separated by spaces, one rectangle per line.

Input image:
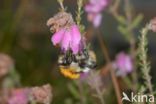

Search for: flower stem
xmin=76 ymin=0 xmax=83 ymax=27
xmin=76 ymin=0 xmax=85 ymax=33
xmin=124 ymin=0 xmax=138 ymax=92
xmin=96 ymin=30 xmax=122 ymax=104
xmin=57 ymin=0 xmax=65 ymax=10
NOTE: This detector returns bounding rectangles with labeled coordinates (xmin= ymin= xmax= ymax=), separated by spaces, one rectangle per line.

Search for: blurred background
xmin=1 ymin=0 xmax=156 ymax=103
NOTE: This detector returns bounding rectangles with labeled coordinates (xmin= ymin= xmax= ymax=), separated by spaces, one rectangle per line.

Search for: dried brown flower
xmin=149 ymin=17 xmax=156 ymax=32
xmin=30 ymin=84 xmax=52 ymax=104
xmin=0 ymin=54 xmax=14 ymax=78
xmin=47 ymin=11 xmax=74 ymax=32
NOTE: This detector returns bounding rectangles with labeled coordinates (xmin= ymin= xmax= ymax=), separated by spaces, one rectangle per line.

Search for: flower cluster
xmin=85 ymin=0 xmax=108 ymax=27
xmin=47 ymin=11 xmax=81 ymax=54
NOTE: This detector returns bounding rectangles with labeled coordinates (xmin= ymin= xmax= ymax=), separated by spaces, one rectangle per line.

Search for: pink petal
xmin=61 ymin=29 xmax=72 ymax=51
xmin=99 ymin=0 xmax=108 ymax=7
xmin=8 ymin=89 xmax=29 ymax=104
xmin=124 ymin=56 xmax=133 ymax=72
xmin=90 ymin=0 xmax=107 ymax=5
xmin=71 ymin=25 xmax=81 ymax=54
xmin=71 ymin=44 xmax=79 ymax=54
xmin=116 ymin=52 xmax=133 ymax=74
xmin=51 ymin=29 xmax=65 ymax=45
xmin=93 ymin=13 xmax=102 ymax=27
xmin=90 ymin=0 xmax=97 ymax=4
xmin=71 ymin=25 xmax=81 ymax=45
xmin=85 ymin=0 xmax=108 ymax=13
xmin=85 ymin=4 xmax=103 ymax=13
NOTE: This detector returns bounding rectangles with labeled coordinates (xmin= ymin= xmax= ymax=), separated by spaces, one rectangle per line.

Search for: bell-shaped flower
xmin=85 ymin=0 xmax=108 ymax=13
xmin=51 ymin=25 xmax=81 ymax=54
xmin=87 ymin=13 xmax=102 ymax=28
xmin=113 ymin=52 xmax=133 ymax=76
xmin=85 ymin=0 xmax=108 ymax=27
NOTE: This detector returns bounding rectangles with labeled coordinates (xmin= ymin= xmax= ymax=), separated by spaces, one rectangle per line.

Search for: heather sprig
xmin=138 ymin=24 xmax=153 ymax=94
xmin=76 ymin=0 xmax=85 ymax=33
xmin=109 ymin=0 xmax=142 ymax=92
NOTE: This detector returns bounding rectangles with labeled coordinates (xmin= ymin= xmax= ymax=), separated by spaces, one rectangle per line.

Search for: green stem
xmin=76 ymin=0 xmax=85 ymax=33
xmin=124 ymin=0 xmax=138 ymax=92
xmin=76 ymin=0 xmax=83 ymax=27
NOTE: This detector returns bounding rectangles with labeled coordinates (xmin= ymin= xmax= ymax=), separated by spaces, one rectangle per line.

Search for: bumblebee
xmin=58 ymin=49 xmax=97 ymax=79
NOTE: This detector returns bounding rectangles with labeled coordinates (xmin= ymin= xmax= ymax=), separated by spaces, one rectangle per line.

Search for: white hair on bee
xmin=70 ymin=62 xmax=81 ymax=72
xmin=82 ymin=67 xmax=91 ymax=73
xmin=58 ymin=55 xmax=64 ymax=64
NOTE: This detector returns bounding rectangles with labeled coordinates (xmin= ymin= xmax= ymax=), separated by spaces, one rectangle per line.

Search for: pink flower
xmin=85 ymin=0 xmax=108 ymax=27
xmin=87 ymin=13 xmax=102 ymax=28
xmin=149 ymin=17 xmax=156 ymax=32
xmin=85 ymin=0 xmax=107 ymax=13
xmin=8 ymin=89 xmax=29 ymax=104
xmin=51 ymin=25 xmax=81 ymax=54
xmin=113 ymin=52 xmax=133 ymax=76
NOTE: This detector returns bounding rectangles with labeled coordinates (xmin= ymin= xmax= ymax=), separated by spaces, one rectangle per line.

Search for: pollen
xmin=60 ymin=67 xmax=80 ymax=79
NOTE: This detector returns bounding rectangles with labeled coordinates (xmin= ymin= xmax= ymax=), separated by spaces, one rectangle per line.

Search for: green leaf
xmin=116 ymin=15 xmax=127 ymax=25
xmin=129 ymin=14 xmax=143 ymax=30
xmin=118 ymin=25 xmax=130 ymax=40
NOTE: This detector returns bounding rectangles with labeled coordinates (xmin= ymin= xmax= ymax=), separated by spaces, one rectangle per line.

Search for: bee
xmin=58 ymin=49 xmax=97 ymax=79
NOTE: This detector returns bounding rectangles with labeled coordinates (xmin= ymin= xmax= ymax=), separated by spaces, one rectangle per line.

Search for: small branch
xmin=57 ymin=0 xmax=65 ymax=10
xmin=109 ymin=0 xmax=121 ymax=18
